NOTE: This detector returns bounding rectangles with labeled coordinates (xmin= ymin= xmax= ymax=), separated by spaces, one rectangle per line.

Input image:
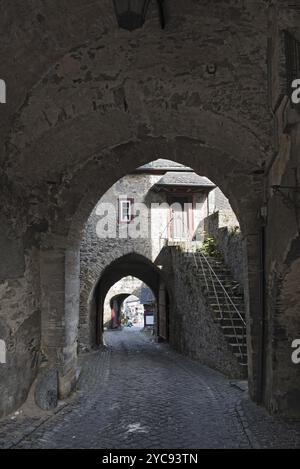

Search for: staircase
xmin=194 ymin=252 xmax=247 ymax=370
xmin=180 ymin=249 xmax=248 ymax=372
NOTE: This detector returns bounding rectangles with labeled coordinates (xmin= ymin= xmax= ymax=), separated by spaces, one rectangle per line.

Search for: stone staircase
xmin=190 ymin=252 xmax=248 ymax=372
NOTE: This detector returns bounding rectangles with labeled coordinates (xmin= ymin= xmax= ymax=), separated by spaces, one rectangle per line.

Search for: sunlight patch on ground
xmin=125 ymin=423 xmax=149 ymax=434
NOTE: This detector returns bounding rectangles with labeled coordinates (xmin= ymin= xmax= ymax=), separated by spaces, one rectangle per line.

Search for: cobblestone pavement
xmin=0 ymin=328 xmax=299 ymax=449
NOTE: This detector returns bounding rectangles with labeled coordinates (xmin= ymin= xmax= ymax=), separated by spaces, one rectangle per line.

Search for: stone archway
xmin=85 ymin=253 xmax=170 ymax=349
xmin=1 ymin=2 xmax=272 ymax=416
xmin=106 ymin=293 xmax=131 ymax=329
xmin=6 ymin=138 xmax=265 ymax=413
xmin=33 ymin=139 xmax=265 ymax=407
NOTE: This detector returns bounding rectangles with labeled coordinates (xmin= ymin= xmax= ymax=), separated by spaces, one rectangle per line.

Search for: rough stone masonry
xmin=0 ymin=0 xmax=299 ymax=424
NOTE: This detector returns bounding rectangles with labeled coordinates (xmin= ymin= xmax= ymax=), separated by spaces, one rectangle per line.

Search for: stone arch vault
xmin=87 ymin=253 xmax=169 ymax=349
xmin=2 ymin=0 xmax=291 ymax=419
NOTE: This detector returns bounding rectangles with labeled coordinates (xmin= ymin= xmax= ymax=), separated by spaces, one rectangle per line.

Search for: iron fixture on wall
xmin=272 ymin=167 xmax=300 ymax=231
xmin=113 ymin=0 xmax=165 ymax=31
xmin=272 ymin=168 xmax=300 ymax=209
xmin=157 ymin=0 xmax=165 ymax=29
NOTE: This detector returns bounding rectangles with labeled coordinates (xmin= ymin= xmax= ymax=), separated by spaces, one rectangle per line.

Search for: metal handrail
xmin=198 ymin=251 xmax=246 ymax=326
xmin=192 ymin=249 xmax=209 ymax=292
xmin=173 ymin=239 xmax=246 ymax=362
xmin=196 ymin=250 xmax=246 ymax=361
xmin=158 ymin=215 xmax=174 ymax=249
xmin=195 ymin=252 xmax=223 ymax=319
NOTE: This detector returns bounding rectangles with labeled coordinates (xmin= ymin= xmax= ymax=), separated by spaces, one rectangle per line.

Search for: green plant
xmin=229 ymin=226 xmax=241 ymax=237
xmin=201 ymin=236 xmax=222 ymax=259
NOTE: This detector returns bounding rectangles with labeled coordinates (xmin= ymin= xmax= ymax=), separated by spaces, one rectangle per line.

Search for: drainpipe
xmin=256 ymin=168 xmax=270 ymax=404
xmin=207 ymin=193 xmax=210 ymax=216
xmin=258 ymin=221 xmax=266 ymax=404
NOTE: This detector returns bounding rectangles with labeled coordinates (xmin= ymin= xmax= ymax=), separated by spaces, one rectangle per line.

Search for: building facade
xmin=79 ymin=159 xmax=244 ymax=378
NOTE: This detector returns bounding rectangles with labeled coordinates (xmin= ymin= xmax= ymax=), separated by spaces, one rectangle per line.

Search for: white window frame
xmin=119 ymin=198 xmax=133 ymax=223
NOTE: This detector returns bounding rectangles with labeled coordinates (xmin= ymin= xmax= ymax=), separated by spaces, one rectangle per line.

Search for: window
xmin=168 ymin=195 xmax=194 ymax=241
xmin=284 ymin=31 xmax=300 ymax=94
xmin=119 ymin=198 xmax=134 ymax=223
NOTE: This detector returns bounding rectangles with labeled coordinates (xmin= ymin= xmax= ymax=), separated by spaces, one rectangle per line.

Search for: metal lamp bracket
xmin=271 ymin=168 xmax=300 ymax=232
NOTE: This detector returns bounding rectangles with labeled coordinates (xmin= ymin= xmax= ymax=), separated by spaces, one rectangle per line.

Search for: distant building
xmin=139 ymin=285 xmax=156 ymax=330
xmin=80 ymin=159 xmax=238 ymax=340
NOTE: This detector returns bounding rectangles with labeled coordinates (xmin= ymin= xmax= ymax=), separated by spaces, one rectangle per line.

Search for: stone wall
xmin=202 ymin=211 xmax=244 ymax=287
xmin=262 ymin=4 xmax=300 ymax=418
xmin=167 ymin=248 xmax=245 ymax=379
xmin=0 ymin=0 xmax=270 ymax=417
xmin=0 ymin=248 xmax=41 ymax=418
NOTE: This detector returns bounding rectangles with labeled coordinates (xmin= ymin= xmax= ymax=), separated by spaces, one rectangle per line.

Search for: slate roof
xmin=139 ymin=285 xmax=156 ymax=305
xmin=137 ymin=159 xmax=192 ymax=171
xmin=127 ymin=285 xmax=155 ymax=305
xmin=155 ymin=171 xmax=215 ymax=188
xmin=125 ymin=294 xmax=140 ymax=304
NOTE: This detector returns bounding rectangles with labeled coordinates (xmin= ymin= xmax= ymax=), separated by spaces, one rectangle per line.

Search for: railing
xmin=171 ymin=239 xmax=247 ymax=362
xmin=158 ymin=215 xmax=174 ymax=250
xmin=158 ymin=219 xmax=202 ymax=251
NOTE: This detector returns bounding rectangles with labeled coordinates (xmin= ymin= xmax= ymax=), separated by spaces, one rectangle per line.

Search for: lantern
xmin=113 ymin=0 xmax=151 ymax=31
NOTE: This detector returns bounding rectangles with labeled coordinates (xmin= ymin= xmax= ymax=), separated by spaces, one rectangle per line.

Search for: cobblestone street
xmin=0 ymin=328 xmax=299 ymax=449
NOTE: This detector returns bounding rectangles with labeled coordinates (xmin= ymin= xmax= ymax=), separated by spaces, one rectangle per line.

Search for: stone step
xmin=210 ymin=302 xmax=244 ymax=308
xmin=198 ymin=266 xmax=233 ymax=274
xmin=236 ymin=361 xmax=248 ymax=369
xmin=209 ymin=285 xmax=241 ymax=291
xmin=215 ymin=317 xmax=246 ymax=326
xmin=212 ymin=308 xmax=245 ymax=318
xmin=199 ymin=280 xmax=241 ymax=290
xmin=211 ymin=304 xmax=245 ymax=312
xmin=195 ymin=267 xmax=237 ymax=276
xmin=203 ymin=280 xmax=241 ymax=287
xmin=206 ymin=266 xmax=232 ymax=272
xmin=199 ymin=274 xmax=234 ymax=282
xmin=224 ymin=334 xmax=247 ymax=344
xmin=201 ymin=258 xmax=231 ymax=267
xmin=195 ymin=269 xmax=237 ymax=279
xmin=219 ymin=318 xmax=246 ymax=326
xmin=218 ymin=310 xmax=246 ymax=317
xmin=221 ymin=325 xmax=246 ymax=334
xmin=208 ymin=294 xmax=243 ymax=300
xmin=207 ymin=294 xmax=243 ymax=302
xmin=193 ymin=263 xmax=238 ymax=276
xmin=212 ymin=312 xmax=245 ymax=321
xmin=201 ymin=282 xmax=241 ymax=291
xmin=235 ymin=356 xmax=248 ymax=365
xmin=193 ymin=265 xmax=233 ymax=275
xmin=229 ymin=343 xmax=247 ymax=353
